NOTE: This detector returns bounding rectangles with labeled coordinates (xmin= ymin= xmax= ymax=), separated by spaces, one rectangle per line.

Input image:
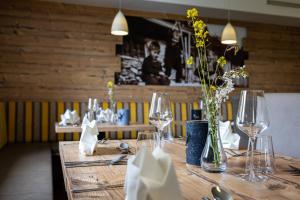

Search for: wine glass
xmin=236 ymin=90 xmax=270 ymax=182
xmin=136 ymin=131 xmax=156 ymax=152
xmin=149 ymin=93 xmax=173 ymax=148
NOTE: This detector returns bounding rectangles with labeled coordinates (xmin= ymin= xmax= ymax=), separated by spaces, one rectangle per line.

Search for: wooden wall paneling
xmin=186 ymin=103 xmax=192 ymax=121
xmin=192 ymin=101 xmax=199 ymax=109
xmin=181 ymin=102 xmax=187 ymax=138
xmin=171 ymin=101 xmax=176 ymax=137
xmin=116 ymin=102 xmax=123 ymax=140
xmin=1 ymin=0 xmax=300 ymax=102
xmin=80 ymin=102 xmax=87 ymax=120
xmin=130 ymin=101 xmax=137 ymax=139
xmin=65 ymin=102 xmax=72 ymax=141
xmin=41 ymin=101 xmax=49 ymax=142
xmin=226 ymin=101 xmax=233 ymax=121
xmin=143 ymin=102 xmax=149 ymax=125
xmin=136 ymin=102 xmax=143 ymax=137
xmin=25 ymin=101 xmax=32 ymax=142
xmin=0 ymin=102 xmax=7 ymax=148
xmin=49 ymin=102 xmax=57 ymax=142
xmin=8 ymin=101 xmax=16 ymax=143
xmin=221 ymin=102 xmax=228 ymax=121
xmin=32 ymin=101 xmax=40 ymax=142
xmin=101 ymin=101 xmax=109 ymax=139
xmin=16 ymin=102 xmax=24 ymax=142
xmin=123 ymin=102 xmax=130 ymax=139
xmin=72 ymin=102 xmax=80 ymax=141
xmin=57 ymin=102 xmax=65 ymax=141
xmin=175 ymin=103 xmax=181 ymax=138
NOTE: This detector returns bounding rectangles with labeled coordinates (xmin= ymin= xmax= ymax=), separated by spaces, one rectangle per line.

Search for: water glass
xmin=256 ymin=135 xmax=275 ymax=174
xmin=236 ymin=90 xmax=270 ymax=182
xmin=136 ymin=131 xmax=157 ymax=152
xmin=245 ymin=135 xmax=275 ymax=177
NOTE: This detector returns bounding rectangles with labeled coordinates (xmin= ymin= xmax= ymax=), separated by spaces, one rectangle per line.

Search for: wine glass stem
xmin=157 ymin=129 xmax=163 ymax=148
xmin=249 ymin=137 xmax=256 ymax=180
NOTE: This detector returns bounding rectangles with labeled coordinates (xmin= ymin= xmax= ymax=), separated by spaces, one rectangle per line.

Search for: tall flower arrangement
xmin=186 ymin=8 xmax=247 ymax=167
xmin=107 ymin=81 xmax=116 ymax=113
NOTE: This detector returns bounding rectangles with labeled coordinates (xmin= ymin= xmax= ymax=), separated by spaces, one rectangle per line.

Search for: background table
xmin=55 ymin=123 xmax=155 ymax=133
xmin=59 ymin=140 xmax=300 ymax=200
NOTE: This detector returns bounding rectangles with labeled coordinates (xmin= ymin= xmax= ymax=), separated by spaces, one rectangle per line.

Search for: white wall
xmin=263 ymin=93 xmax=300 ymax=158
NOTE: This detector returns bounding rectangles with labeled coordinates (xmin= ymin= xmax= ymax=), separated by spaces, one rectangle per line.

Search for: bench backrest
xmin=0 ymin=99 xmax=237 ymax=144
xmin=0 ymin=102 xmax=7 ymax=148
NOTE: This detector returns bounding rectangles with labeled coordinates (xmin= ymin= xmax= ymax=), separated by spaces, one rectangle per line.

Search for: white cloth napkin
xmin=59 ymin=109 xmax=80 ymax=126
xmin=125 ymin=147 xmax=183 ymax=200
xmin=79 ymin=115 xmax=99 ymax=155
xmin=97 ymin=108 xmax=114 ymax=123
xmin=219 ymin=121 xmax=240 ymax=149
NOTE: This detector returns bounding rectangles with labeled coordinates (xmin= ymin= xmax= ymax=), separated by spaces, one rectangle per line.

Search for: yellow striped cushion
xmin=0 ymin=102 xmax=7 ymax=148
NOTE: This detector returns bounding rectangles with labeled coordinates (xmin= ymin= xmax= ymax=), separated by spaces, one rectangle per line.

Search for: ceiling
xmin=45 ymin=0 xmax=300 ymax=27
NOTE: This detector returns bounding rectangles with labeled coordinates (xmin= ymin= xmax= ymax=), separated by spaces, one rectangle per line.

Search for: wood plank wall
xmin=0 ymin=0 xmax=300 ymax=103
xmin=244 ymin=25 xmax=300 ymax=92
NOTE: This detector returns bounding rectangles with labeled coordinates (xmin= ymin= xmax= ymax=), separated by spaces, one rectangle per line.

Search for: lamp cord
xmin=227 ymin=0 xmax=231 ymax=22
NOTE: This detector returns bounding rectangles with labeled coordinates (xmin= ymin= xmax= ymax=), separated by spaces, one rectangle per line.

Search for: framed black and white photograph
xmin=115 ymin=16 xmax=248 ymax=87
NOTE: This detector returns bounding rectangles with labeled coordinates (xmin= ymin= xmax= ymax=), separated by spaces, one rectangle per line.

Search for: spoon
xmin=211 ymin=186 xmax=233 ymax=200
xmin=110 ymin=155 xmax=127 ymax=165
xmin=119 ymin=142 xmax=130 ymax=153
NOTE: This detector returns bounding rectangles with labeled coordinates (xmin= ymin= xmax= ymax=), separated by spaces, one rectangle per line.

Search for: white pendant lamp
xmin=221 ymin=0 xmax=237 ymax=45
xmin=221 ymin=22 xmax=237 ymax=45
xmin=111 ymin=1 xmax=128 ymax=36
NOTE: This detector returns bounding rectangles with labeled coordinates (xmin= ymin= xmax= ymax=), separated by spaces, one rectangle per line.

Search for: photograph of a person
xmin=141 ymin=40 xmax=170 ymax=85
xmin=115 ymin=16 xmax=248 ymax=87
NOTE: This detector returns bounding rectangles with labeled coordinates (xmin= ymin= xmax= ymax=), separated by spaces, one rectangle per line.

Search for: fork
xmin=65 ymin=155 xmax=128 ymax=168
xmin=285 ymin=165 xmax=300 ymax=176
xmin=71 ymin=183 xmax=124 ymax=193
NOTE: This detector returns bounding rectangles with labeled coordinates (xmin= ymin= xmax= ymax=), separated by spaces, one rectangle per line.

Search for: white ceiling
xmin=46 ymin=0 xmax=300 ymax=27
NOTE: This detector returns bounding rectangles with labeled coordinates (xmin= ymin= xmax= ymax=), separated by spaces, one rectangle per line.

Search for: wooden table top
xmin=59 ymin=140 xmax=300 ymax=200
xmin=55 ymin=122 xmax=155 ymax=133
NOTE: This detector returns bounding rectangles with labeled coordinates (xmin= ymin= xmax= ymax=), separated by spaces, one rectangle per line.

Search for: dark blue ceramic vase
xmin=186 ymin=120 xmax=208 ymax=166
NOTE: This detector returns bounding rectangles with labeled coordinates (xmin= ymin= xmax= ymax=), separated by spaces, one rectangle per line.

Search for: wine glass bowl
xmin=236 ymin=90 xmax=270 ymax=182
xmin=236 ymin=90 xmax=269 ymax=138
xmin=149 ymin=92 xmax=173 ymax=147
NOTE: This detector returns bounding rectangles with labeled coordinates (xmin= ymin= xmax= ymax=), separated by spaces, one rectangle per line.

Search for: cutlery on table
xmin=71 ymin=183 xmax=124 ymax=193
xmin=211 ymin=186 xmax=233 ymax=200
xmin=284 ymin=165 xmax=300 ymax=176
xmin=98 ymin=138 xmax=109 ymax=144
xmin=65 ymin=155 xmax=128 ymax=168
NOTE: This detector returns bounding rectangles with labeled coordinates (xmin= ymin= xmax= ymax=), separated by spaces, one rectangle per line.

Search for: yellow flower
xmin=186 ymin=56 xmax=193 ymax=65
xmin=196 ymin=40 xmax=205 ymax=48
xmin=187 ymin=8 xmax=198 ymax=19
xmin=217 ymin=56 xmax=227 ymax=67
xmin=210 ymin=85 xmax=217 ymax=91
xmin=193 ymin=20 xmax=205 ymax=31
xmin=203 ymin=31 xmax=209 ymax=38
xmin=107 ymin=80 xmax=114 ymax=89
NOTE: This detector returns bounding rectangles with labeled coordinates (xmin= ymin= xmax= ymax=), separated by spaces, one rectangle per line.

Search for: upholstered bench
xmin=0 ymin=99 xmax=237 ymax=143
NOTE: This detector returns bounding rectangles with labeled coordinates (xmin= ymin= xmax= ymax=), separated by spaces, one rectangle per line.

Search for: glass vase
xmin=200 ymin=108 xmax=227 ymax=172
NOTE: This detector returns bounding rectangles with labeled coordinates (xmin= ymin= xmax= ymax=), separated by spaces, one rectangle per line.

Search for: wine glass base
xmin=240 ymin=173 xmax=268 ymax=182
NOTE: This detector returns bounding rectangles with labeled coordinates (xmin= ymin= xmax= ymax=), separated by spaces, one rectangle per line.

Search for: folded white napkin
xmin=97 ymin=108 xmax=114 ymax=123
xmin=59 ymin=109 xmax=80 ymax=126
xmin=125 ymin=147 xmax=183 ymax=200
xmin=79 ymin=115 xmax=99 ymax=155
xmin=219 ymin=121 xmax=240 ymax=149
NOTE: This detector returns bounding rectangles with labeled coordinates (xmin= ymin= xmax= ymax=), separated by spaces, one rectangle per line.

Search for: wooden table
xmin=59 ymin=140 xmax=300 ymax=200
xmin=55 ymin=122 xmax=155 ymax=133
